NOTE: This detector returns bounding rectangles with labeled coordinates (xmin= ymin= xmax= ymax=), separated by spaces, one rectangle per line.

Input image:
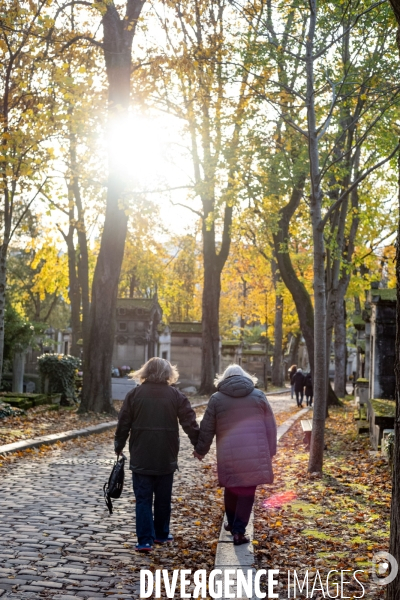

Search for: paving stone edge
xmin=0 ymin=421 xmax=119 ymax=455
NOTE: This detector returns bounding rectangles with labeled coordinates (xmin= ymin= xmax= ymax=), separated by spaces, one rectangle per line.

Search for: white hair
xmin=214 ymin=364 xmax=258 ymax=386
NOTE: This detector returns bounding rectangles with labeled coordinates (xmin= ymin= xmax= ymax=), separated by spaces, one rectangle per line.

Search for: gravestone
xmin=12 ymin=351 xmax=25 ymax=393
xmin=25 ymin=381 xmax=35 ymax=393
xmin=368 ymin=287 xmax=396 ymax=400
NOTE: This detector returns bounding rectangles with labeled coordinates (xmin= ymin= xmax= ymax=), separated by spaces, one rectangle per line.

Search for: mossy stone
xmin=371 ymin=399 xmax=396 ymax=418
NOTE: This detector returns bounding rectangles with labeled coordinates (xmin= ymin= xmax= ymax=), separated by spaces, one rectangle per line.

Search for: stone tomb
xmin=368 ymin=286 xmax=396 ymax=401
xmin=112 ymin=296 xmax=162 ymax=371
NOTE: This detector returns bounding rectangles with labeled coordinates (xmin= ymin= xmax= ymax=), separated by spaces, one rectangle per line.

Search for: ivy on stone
xmin=38 ymin=354 xmax=81 ymax=405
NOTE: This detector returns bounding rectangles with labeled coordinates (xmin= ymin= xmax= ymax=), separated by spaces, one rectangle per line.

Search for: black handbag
xmin=103 ymin=454 xmax=125 ymax=515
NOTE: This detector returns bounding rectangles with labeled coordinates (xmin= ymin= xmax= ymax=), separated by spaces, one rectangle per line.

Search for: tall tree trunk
xmin=326 ymin=148 xmax=360 ymax=406
xmin=289 ymin=333 xmax=301 ymax=369
xmin=34 ymin=293 xmax=41 ymax=321
xmin=77 ymin=230 xmax=89 ymax=356
xmin=334 ymin=299 xmax=347 ymax=397
xmin=65 ymin=221 xmax=81 ymax=357
xmin=271 ymin=260 xmax=283 ymax=387
xmin=272 ymin=176 xmax=315 ymax=376
xmin=81 ymin=0 xmax=145 ymax=413
xmin=306 ymin=0 xmax=327 ymax=474
xmin=334 ymin=163 xmax=360 ymax=398
xmin=199 ymin=227 xmax=223 ymax=394
xmin=0 ymin=243 xmax=8 ymax=383
xmin=70 ymin=136 xmax=90 ymax=360
xmin=325 ymin=195 xmax=348 ymax=407
xmin=271 ymin=293 xmax=283 ymax=387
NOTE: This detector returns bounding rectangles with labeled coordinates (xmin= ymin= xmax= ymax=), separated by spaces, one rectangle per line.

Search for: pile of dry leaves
xmin=0 ymin=403 xmax=122 ymax=446
xmin=254 ymin=401 xmax=391 ymax=598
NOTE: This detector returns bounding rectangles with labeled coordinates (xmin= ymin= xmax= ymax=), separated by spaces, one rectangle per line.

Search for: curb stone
xmin=0 ymin=421 xmax=118 ymax=455
xmin=214 ymin=406 xmax=311 ymax=599
xmin=0 ymin=400 xmax=209 ymax=456
xmin=266 ymin=388 xmax=291 ymax=396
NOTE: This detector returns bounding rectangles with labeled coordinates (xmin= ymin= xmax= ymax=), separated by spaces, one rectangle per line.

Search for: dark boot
xmin=233 ymin=533 xmax=250 ymax=546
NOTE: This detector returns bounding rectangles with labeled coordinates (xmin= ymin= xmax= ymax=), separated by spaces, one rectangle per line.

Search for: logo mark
xmin=371 ymin=552 xmax=398 ymax=585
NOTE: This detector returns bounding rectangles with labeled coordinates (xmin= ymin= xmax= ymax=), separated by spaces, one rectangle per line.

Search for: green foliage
xmin=383 ymin=432 xmax=395 ymax=467
xmin=4 ymin=303 xmax=43 ymax=363
xmin=38 ymin=354 xmax=81 ymax=404
xmin=7 ymin=231 xmax=70 ymax=326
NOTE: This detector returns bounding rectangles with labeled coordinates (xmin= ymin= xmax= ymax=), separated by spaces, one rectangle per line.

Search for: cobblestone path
xmin=0 ymin=394 xmax=296 ymax=599
xmin=267 ymin=392 xmax=296 ymax=413
xmin=0 ymin=427 xmax=210 ymax=600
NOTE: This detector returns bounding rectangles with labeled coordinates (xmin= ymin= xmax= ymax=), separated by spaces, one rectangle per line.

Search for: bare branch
xmin=357 ymin=229 xmax=397 ymax=261
xmin=10 ymin=179 xmax=48 ymax=240
xmin=61 ymin=34 xmax=104 ymax=51
xmin=40 ymin=191 xmax=69 ymax=216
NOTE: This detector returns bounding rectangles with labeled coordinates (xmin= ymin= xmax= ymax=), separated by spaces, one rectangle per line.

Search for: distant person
xmin=289 ymin=364 xmax=297 ymax=399
xmin=193 ymin=364 xmax=277 ymax=546
xmin=293 ymin=368 xmax=305 ymax=407
xmin=114 ymin=357 xmax=199 ymax=552
xmin=304 ymin=372 xmax=313 ymax=407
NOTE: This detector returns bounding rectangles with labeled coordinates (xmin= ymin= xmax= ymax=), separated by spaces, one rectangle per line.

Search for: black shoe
xmin=224 ymin=523 xmax=232 ymax=532
xmin=233 ymin=533 xmax=250 ymax=546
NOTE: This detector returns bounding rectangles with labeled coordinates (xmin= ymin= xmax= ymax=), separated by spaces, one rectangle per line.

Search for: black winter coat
xmin=304 ymin=372 xmax=313 ymax=394
xmin=114 ymin=382 xmax=199 ymax=475
xmin=195 ymin=375 xmax=277 ymax=488
xmin=293 ymin=371 xmax=305 ymax=392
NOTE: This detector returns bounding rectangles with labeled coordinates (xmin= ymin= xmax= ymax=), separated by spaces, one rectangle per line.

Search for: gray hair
xmin=214 ymin=363 xmax=258 ymax=387
xmin=133 ymin=357 xmax=179 ymax=385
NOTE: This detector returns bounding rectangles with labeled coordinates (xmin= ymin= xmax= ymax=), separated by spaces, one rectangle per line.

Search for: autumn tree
xmin=162 ymin=234 xmax=202 ymax=323
xmin=46 ymin=34 xmax=106 ymax=358
xmin=119 ymin=198 xmax=168 ymax=299
xmin=119 ymin=206 xmax=202 ymax=322
xmin=301 ymin=0 xmax=399 ymax=472
xmin=51 ymin=0 xmax=147 ymax=413
xmin=133 ymin=0 xmax=264 ymax=393
xmin=236 ymin=0 xmax=400 ymax=471
xmin=220 ymin=231 xmax=300 ymax=383
xmin=7 ymin=227 xmax=70 ymax=327
xmin=0 ymin=0 xmax=58 ymax=385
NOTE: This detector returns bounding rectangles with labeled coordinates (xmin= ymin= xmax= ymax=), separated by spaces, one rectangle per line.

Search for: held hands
xmin=193 ymin=450 xmax=204 ymax=461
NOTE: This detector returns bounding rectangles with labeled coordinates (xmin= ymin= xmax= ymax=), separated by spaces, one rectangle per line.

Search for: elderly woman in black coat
xmin=194 ymin=364 xmax=277 ymax=546
xmin=293 ymin=368 xmax=305 ymax=407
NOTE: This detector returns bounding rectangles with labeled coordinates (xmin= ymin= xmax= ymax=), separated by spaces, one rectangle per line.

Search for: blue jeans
xmin=295 ymin=389 xmax=304 ymax=406
xmin=224 ymin=486 xmax=256 ymax=535
xmin=132 ymin=472 xmax=174 ymax=545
